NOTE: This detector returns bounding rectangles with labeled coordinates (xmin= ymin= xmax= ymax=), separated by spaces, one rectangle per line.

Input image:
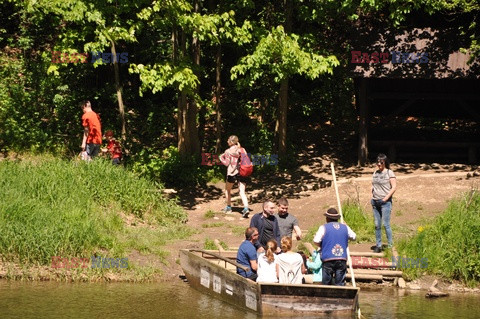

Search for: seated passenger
xmin=256 ymin=239 xmax=279 ymax=283
xmin=304 ymin=247 xmax=322 ymax=284
xmin=236 ymin=227 xmax=259 ymax=281
xmin=276 ymin=236 xmax=306 ymax=284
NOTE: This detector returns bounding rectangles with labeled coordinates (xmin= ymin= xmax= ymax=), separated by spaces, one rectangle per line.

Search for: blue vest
xmin=321 ymin=222 xmax=348 ymax=261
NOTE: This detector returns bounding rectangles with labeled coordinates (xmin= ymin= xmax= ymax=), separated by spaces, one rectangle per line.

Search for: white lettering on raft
xmin=245 ymin=289 xmax=257 ymax=311
xmin=200 ymin=268 xmax=210 ymax=288
xmin=213 ymin=275 xmax=221 ymax=294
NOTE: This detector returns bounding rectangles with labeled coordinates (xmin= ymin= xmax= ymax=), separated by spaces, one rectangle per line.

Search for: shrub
xmin=131 ymin=146 xmax=223 ymax=188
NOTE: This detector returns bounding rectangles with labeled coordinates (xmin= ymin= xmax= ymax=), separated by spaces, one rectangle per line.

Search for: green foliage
xmin=398 ymin=189 xmax=480 ymax=285
xmin=130 ymin=63 xmax=200 ymax=96
xmin=131 ymin=145 xmax=213 ymax=187
xmin=0 ymin=156 xmax=188 ymax=265
xmin=180 ymin=11 xmax=252 ymax=45
xmin=231 ymin=26 xmax=340 ymax=85
xmin=0 ymin=50 xmax=65 ymax=153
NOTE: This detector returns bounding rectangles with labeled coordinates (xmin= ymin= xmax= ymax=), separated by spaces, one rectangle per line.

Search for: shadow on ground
xmin=171 ymin=123 xmax=478 ymax=210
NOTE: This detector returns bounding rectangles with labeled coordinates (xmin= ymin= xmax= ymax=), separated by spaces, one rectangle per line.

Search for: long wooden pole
xmin=330 ymin=163 xmax=361 ymax=318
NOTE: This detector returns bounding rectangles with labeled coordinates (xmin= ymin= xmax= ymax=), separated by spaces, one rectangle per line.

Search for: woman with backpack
xmin=220 ymin=135 xmax=250 ymax=217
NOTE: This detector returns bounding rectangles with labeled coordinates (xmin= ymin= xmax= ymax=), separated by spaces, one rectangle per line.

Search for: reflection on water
xmin=359 ymin=287 xmax=479 ymax=319
xmin=0 ymin=280 xmax=478 ymax=319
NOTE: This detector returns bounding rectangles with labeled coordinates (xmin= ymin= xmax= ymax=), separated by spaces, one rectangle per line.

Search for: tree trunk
xmin=176 ymin=29 xmax=200 ymax=159
xmin=110 ymin=41 xmax=126 ymax=141
xmin=275 ymin=78 xmax=288 ymax=156
xmin=214 ymin=45 xmax=222 ymax=154
xmin=193 ymin=0 xmax=206 ymax=151
xmin=357 ymin=78 xmax=369 ymax=166
xmin=274 ymin=0 xmax=292 ymax=157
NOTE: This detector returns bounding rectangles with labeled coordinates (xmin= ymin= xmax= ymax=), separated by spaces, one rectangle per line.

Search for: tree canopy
xmin=1 ymin=0 xmax=478 ymax=185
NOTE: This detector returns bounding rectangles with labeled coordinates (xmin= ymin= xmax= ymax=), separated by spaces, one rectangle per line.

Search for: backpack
xmin=238 ymin=147 xmax=253 ymax=177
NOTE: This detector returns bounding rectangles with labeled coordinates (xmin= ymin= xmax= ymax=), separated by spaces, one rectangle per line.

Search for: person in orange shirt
xmin=80 ymin=100 xmax=102 ymax=159
xmin=103 ymin=130 xmax=122 ymax=165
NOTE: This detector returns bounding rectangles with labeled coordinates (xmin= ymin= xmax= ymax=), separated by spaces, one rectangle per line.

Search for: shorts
xmin=86 ymin=143 xmax=101 ymax=158
xmin=226 ymin=174 xmax=249 ymax=184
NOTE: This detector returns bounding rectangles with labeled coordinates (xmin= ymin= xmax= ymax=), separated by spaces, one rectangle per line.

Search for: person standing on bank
xmin=275 ymin=197 xmax=302 ymax=240
xmin=313 ymin=208 xmax=356 ymax=286
xmin=236 ymin=227 xmax=259 ymax=281
xmin=371 ymin=153 xmax=397 ymax=253
xmin=250 ymin=200 xmax=281 ymax=253
xmin=80 ymin=100 xmax=102 ymax=160
xmin=219 ymin=135 xmax=249 ymax=217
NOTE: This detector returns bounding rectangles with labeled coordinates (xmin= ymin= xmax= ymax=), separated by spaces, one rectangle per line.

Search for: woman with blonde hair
xmin=219 ymin=135 xmax=249 ymax=217
xmin=276 ymin=236 xmax=306 ymax=284
xmin=256 ymin=239 xmax=279 ymax=283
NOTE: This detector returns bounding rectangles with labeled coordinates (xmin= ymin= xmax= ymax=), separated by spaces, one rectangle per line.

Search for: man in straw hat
xmin=313 ymin=208 xmax=356 ymax=286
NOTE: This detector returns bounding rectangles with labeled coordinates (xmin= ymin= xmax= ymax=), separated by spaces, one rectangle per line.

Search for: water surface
xmin=0 ymin=281 xmax=478 ymax=318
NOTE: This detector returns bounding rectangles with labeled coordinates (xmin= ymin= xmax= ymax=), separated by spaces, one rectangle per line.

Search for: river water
xmin=0 ymin=280 xmax=478 ymax=318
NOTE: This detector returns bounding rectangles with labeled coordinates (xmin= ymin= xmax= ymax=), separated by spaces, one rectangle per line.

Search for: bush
xmin=131 ymin=145 xmax=223 ymax=188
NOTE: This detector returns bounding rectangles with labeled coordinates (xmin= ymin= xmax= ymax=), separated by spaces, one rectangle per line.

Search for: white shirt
xmin=256 ymin=252 xmax=278 ymax=283
xmin=276 ymin=252 xmax=304 ymax=284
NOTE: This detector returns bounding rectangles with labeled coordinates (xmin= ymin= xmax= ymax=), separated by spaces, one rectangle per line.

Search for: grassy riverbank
xmin=398 ymin=189 xmax=480 ymax=286
xmin=0 ymin=156 xmax=192 ymax=281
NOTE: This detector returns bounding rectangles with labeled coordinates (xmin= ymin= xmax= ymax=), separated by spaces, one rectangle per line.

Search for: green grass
xmin=203 ymin=238 xmax=228 ymax=250
xmin=203 ymin=210 xmax=216 ymax=219
xmin=398 ymin=189 xmax=480 ymax=285
xmin=300 ymin=201 xmax=375 ymax=255
xmin=341 ymin=201 xmax=375 ymax=243
xmin=0 ymin=156 xmax=189 ymax=267
xmin=202 ymin=222 xmax=225 ymax=228
xmin=229 ymin=225 xmax=246 ymax=237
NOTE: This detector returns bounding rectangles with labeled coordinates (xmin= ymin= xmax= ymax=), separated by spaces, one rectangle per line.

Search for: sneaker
xmin=242 ymin=207 xmax=249 ymax=218
xmin=373 ymin=246 xmax=383 ymax=253
xmin=223 ymin=205 xmax=232 ymax=213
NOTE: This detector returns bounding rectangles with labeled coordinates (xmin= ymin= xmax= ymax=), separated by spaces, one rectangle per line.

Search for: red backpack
xmin=238 ymin=148 xmax=253 ymax=177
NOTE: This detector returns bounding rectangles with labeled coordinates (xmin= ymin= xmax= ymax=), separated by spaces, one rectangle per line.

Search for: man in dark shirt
xmin=249 ymin=199 xmax=281 ymax=253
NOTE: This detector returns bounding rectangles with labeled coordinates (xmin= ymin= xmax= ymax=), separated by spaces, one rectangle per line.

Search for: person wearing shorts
xmin=220 ymin=135 xmax=249 ymax=217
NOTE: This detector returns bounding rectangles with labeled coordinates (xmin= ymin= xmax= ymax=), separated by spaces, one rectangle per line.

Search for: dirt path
xmin=162 ymin=162 xmax=480 ymax=283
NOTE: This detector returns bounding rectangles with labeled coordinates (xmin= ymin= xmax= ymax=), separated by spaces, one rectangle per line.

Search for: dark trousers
xmin=322 ymin=260 xmax=347 ymax=286
xmin=247 ymin=272 xmax=258 ymax=281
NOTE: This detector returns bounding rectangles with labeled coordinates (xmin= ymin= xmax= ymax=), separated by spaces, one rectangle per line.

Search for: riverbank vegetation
xmin=0 ymin=156 xmax=192 ymax=281
xmin=398 ymin=189 xmax=480 ymax=286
